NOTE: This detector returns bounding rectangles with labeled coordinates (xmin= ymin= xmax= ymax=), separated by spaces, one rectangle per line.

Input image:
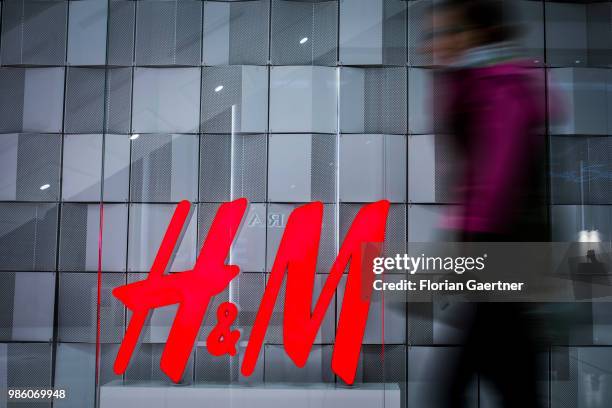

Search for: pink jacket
xmin=438 ymin=62 xmax=549 ymax=235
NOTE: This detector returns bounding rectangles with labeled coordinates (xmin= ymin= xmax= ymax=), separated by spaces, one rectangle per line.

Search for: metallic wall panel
xmin=199 ymin=134 xmax=267 ymax=203
xmin=408 ymin=204 xmax=457 ymax=243
xmin=339 ymin=134 xmax=406 ymax=203
xmin=135 ymin=0 xmax=202 ymax=66
xmin=58 ymin=273 xmax=125 ymax=343
xmin=0 ymin=203 xmax=58 ymax=271
xmin=201 ymin=66 xmax=268 ymax=134
xmin=130 ymin=134 xmax=199 ymax=203
xmin=203 ymin=0 xmax=270 ymax=66
xmin=0 ymin=68 xmax=65 ymax=133
xmin=546 ymin=3 xmax=589 ymax=68
xmin=549 ymin=68 xmax=611 ymax=135
xmin=59 ymin=203 xmax=127 ymax=272
xmin=54 ymin=343 xmax=121 ymax=408
xmin=341 ymin=67 xmax=407 ymax=134
xmin=271 ymin=0 xmax=337 ymax=66
xmin=0 ymin=133 xmax=61 ymax=201
xmin=270 ymin=66 xmax=338 ymax=134
xmin=0 ymin=272 xmax=55 ymax=342
xmin=1 ymin=0 xmax=67 ymax=65
xmin=0 ymin=343 xmax=53 ymax=408
xmin=132 ymin=68 xmax=201 ymax=134
xmin=268 ymin=134 xmax=336 ymax=203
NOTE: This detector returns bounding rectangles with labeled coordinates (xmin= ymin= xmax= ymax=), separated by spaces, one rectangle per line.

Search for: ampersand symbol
xmin=206 ymin=301 xmax=240 ymax=356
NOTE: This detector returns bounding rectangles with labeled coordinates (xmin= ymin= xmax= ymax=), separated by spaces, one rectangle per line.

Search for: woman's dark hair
xmin=436 ymin=0 xmax=522 ymax=44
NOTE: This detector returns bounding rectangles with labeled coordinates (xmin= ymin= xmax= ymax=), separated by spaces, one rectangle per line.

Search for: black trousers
xmin=441 ymin=231 xmax=542 ymax=408
xmin=442 ymin=302 xmax=541 ymax=408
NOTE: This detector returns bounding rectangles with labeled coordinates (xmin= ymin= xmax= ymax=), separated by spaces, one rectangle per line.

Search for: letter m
xmin=241 ymin=200 xmax=390 ymax=384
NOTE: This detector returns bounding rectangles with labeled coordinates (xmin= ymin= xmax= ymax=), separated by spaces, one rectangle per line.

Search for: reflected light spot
xmin=578 ymin=230 xmax=601 ymax=243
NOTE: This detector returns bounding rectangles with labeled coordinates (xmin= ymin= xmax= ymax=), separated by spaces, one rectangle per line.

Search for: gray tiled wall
xmin=0 ymin=1 xmax=611 ymax=408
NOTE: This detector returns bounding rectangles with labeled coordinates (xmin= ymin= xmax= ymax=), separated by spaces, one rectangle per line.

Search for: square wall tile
xmin=201 ymin=66 xmax=268 ymax=134
xmin=135 ymin=0 xmax=202 ymax=66
xmin=0 ymin=272 xmax=55 ymax=342
xmin=408 ymin=204 xmax=458 ymax=242
xmin=62 ymin=134 xmax=131 ymax=202
xmin=54 ymin=343 xmax=121 ymax=408
xmin=409 ymin=134 xmax=459 ymax=204
xmin=0 ymin=343 xmax=53 ymax=408
xmin=203 ymin=0 xmax=269 ymax=65
xmin=0 ymin=133 xmax=61 ymax=201
xmin=341 ymin=67 xmax=407 ymax=134
xmin=130 ymin=134 xmax=199 ymax=203
xmin=550 ymin=136 xmax=612 ymax=205
xmin=58 ymin=272 xmax=125 ymax=343
xmin=1 ymin=0 xmax=67 ymax=65
xmin=132 ymin=68 xmax=200 ymax=134
xmin=339 ymin=0 xmax=406 ymax=66
xmin=0 ymin=203 xmax=58 ymax=271
xmin=59 ymin=203 xmax=128 ymax=272
xmin=0 ymin=68 xmax=65 ymax=133
xmin=199 ymin=134 xmax=267 ymax=203
xmin=549 ymin=68 xmax=611 ymax=135
xmin=271 ymin=0 xmax=337 ymax=66
xmin=268 ymin=134 xmax=336 ymax=203
xmin=270 ymin=66 xmax=338 ymax=134
xmin=340 ymin=134 xmax=406 ymax=203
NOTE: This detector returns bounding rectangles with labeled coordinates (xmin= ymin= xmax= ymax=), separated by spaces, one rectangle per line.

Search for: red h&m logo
xmin=112 ymin=199 xmax=389 ymax=385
